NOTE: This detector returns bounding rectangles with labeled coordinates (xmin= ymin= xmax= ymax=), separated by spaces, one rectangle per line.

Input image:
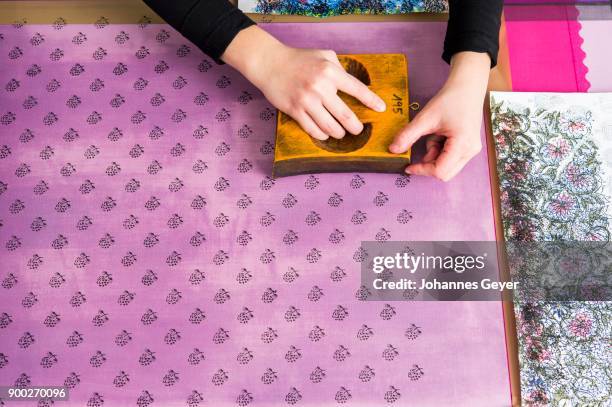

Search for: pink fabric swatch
xmin=505 ymin=5 xmax=590 ymax=92
xmin=0 ymin=22 xmax=511 ymax=406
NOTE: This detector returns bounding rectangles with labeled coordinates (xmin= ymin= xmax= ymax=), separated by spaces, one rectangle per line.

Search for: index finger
xmin=334 ymin=69 xmax=386 ymax=113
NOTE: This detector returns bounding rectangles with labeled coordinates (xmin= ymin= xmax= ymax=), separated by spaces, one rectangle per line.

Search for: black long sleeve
xmin=144 ymin=0 xmax=502 ymax=68
xmin=143 ymin=0 xmax=255 ymax=62
xmin=443 ymin=0 xmax=503 ymax=67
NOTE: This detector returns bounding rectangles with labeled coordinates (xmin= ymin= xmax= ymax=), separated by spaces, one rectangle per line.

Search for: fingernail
xmin=389 ymin=144 xmax=400 ymax=153
xmin=404 ymin=168 xmax=412 ymax=174
xmin=375 ymin=100 xmax=386 ymax=112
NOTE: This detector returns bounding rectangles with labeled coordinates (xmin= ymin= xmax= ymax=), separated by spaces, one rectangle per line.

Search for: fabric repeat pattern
xmin=0 ymin=20 xmax=512 ymax=406
xmin=238 ymin=0 xmax=448 ymax=17
xmin=490 ymin=92 xmax=612 ymax=406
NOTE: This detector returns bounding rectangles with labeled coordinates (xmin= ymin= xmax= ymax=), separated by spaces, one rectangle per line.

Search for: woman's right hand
xmin=222 ymin=26 xmax=386 ymax=140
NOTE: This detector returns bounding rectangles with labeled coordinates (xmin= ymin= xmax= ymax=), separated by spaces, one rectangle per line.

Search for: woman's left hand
xmin=389 ymin=51 xmax=491 ymax=182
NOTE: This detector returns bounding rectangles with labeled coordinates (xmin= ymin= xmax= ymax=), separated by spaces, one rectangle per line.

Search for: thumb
xmin=389 ymin=112 xmax=438 ymax=154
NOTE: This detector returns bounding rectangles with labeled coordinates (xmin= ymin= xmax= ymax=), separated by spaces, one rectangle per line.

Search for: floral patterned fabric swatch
xmin=0 ymin=20 xmax=512 ymax=406
xmin=490 ymin=91 xmax=612 ymax=406
xmin=239 ymin=0 xmax=448 ymax=17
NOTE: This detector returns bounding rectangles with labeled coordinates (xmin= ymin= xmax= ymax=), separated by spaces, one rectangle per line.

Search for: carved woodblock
xmin=273 ymin=54 xmax=410 ymax=178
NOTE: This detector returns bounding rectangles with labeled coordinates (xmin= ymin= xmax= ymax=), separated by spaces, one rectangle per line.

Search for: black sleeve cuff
xmin=442 ymin=0 xmax=503 ymax=68
xmin=144 ymin=0 xmax=256 ymax=64
xmin=182 ymin=2 xmax=256 ymax=63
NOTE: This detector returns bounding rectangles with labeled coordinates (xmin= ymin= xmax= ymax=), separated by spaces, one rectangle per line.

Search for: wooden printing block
xmin=272 ymin=54 xmax=410 ymax=178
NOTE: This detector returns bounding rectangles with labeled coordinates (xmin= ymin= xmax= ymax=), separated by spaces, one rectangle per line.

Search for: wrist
xmin=444 ymin=51 xmax=490 ymax=93
xmin=221 ymin=26 xmax=287 ymax=87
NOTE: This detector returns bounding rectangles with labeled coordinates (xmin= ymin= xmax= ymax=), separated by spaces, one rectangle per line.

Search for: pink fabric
xmin=0 ymin=22 xmax=511 ymax=406
xmin=505 ymin=5 xmax=590 ymax=92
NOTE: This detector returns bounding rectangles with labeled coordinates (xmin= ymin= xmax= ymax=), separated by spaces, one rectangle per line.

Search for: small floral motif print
xmin=540 ymin=137 xmax=571 ymax=164
xmin=567 ymin=313 xmax=593 ymax=338
xmin=0 ymin=22 xmax=444 ymax=407
xmin=558 ymin=111 xmax=591 ymax=139
xmin=545 ymin=192 xmax=576 ymax=222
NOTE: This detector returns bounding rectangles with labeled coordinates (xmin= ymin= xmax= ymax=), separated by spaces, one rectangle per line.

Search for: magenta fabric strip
xmin=0 ymin=22 xmax=510 ymax=406
xmin=505 ymin=5 xmax=590 ymax=92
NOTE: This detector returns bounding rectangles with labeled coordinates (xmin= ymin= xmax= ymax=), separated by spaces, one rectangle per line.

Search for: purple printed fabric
xmin=0 ymin=21 xmax=511 ymax=406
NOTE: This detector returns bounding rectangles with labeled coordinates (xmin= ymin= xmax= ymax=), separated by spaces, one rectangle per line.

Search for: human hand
xmin=222 ymin=26 xmax=386 ymax=140
xmin=389 ymin=51 xmax=491 ymax=181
